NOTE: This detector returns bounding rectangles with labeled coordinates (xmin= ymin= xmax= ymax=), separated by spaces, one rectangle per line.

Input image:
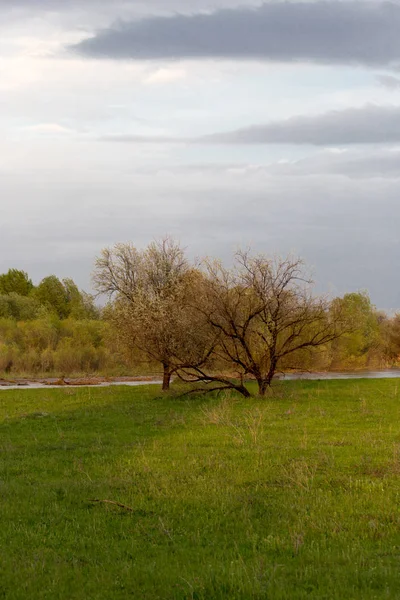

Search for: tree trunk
xmin=258 ymin=369 xmax=276 ymax=396
xmin=260 ymin=359 xmax=278 ymax=395
xmin=162 ymin=364 xmax=171 ymax=391
xmin=235 ymin=384 xmax=251 ymax=398
xmin=257 ymin=379 xmax=267 ymax=398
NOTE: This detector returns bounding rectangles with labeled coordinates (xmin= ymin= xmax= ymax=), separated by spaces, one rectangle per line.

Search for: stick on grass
xmin=88 ymin=499 xmax=134 ymax=512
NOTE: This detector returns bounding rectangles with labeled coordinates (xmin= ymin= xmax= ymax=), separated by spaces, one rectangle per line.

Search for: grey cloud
xmin=100 ymin=105 xmax=400 ymax=146
xmin=278 ymin=147 xmax=400 ymax=178
xmin=0 ymin=0 xmax=255 ymax=8
xmin=0 ymin=0 xmax=259 ymax=19
xmin=101 ymin=134 xmax=186 ymax=144
xmin=377 ymin=74 xmax=400 ymax=90
xmin=201 ymin=105 xmax=400 ymax=145
xmin=164 ymin=147 xmax=400 ymax=179
xmin=73 ymin=2 xmax=400 ymax=67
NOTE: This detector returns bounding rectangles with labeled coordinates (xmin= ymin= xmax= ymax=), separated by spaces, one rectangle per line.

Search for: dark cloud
xmin=0 ymin=0 xmax=255 ymax=8
xmin=200 ymin=105 xmax=400 ymax=145
xmin=73 ymin=2 xmax=400 ymax=67
xmin=0 ymin=0 xmax=258 ymax=19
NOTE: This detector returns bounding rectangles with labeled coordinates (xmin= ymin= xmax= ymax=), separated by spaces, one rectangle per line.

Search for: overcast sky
xmin=1 ymin=1 xmax=400 ymax=309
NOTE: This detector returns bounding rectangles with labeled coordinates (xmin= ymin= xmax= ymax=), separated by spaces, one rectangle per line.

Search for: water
xmin=278 ymin=370 xmax=400 ymax=381
xmin=1 ymin=370 xmax=400 ymax=390
xmin=0 ymin=380 xmax=162 ymax=391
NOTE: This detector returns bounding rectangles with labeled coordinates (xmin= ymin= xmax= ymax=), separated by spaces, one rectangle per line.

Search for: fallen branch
xmin=88 ymin=499 xmax=134 ymax=512
xmin=176 ymin=385 xmax=237 ymax=398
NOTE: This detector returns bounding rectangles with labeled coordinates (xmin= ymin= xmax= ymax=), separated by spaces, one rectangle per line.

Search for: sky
xmin=1 ymin=1 xmax=400 ymax=309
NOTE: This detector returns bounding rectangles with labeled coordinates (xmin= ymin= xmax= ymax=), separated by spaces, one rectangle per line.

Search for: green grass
xmin=1 ymin=380 xmax=400 ymax=599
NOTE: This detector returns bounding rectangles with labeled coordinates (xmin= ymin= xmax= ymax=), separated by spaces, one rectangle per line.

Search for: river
xmin=278 ymin=370 xmax=400 ymax=380
xmin=1 ymin=370 xmax=400 ymax=390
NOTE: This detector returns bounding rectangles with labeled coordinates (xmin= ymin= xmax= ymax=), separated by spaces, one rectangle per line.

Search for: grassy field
xmin=1 ymin=380 xmax=400 ymax=599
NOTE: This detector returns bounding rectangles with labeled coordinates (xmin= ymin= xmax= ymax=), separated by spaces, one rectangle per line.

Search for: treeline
xmin=0 ymin=269 xmax=129 ymax=376
xmin=1 ymin=247 xmax=400 ymax=383
xmin=0 ymin=269 xmax=97 ymax=321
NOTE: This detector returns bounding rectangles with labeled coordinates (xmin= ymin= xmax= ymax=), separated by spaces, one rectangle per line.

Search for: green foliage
xmin=0 ymin=315 xmax=122 ymax=375
xmin=33 ymin=275 xmax=70 ymax=318
xmin=2 ymin=381 xmax=400 ymax=598
xmin=0 ymin=268 xmax=33 ymax=296
xmin=63 ymin=278 xmax=99 ymax=319
xmin=0 ymin=292 xmax=40 ymax=320
xmin=30 ymin=275 xmax=98 ymax=320
xmin=329 ymin=292 xmax=381 ymax=369
xmin=0 ymin=267 xmax=127 ymax=376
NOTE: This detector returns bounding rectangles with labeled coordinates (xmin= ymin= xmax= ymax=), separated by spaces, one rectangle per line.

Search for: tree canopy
xmin=0 ymin=269 xmax=33 ymax=297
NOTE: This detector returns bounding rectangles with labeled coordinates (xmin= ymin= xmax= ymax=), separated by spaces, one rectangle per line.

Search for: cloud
xmin=23 ymin=123 xmax=74 ymax=135
xmin=0 ymin=0 xmax=260 ymax=24
xmin=163 ymin=147 xmax=400 ymax=180
xmin=99 ymin=105 xmax=400 ymax=146
xmin=72 ymin=2 xmax=400 ymax=68
xmin=278 ymin=147 xmax=400 ymax=178
xmin=201 ymin=105 xmax=400 ymax=145
xmin=243 ymin=147 xmax=400 ymax=179
xmin=0 ymin=0 xmax=258 ymax=12
xmin=377 ymin=74 xmax=400 ymax=90
xmin=100 ymin=134 xmax=185 ymax=144
xmin=144 ymin=66 xmax=187 ymax=85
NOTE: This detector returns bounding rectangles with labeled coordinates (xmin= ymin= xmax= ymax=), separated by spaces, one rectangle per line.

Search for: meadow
xmin=1 ymin=379 xmax=400 ymax=599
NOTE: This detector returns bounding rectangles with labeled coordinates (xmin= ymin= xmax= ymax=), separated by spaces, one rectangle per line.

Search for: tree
xmin=93 ymin=237 xmax=209 ymax=391
xmin=377 ymin=312 xmax=400 ymax=366
xmin=0 ymin=269 xmax=33 ymax=296
xmin=329 ymin=292 xmax=380 ymax=369
xmin=180 ymin=252 xmax=343 ymax=397
xmin=63 ymin=278 xmax=99 ymax=320
xmin=0 ymin=293 xmax=40 ymax=321
xmin=34 ymin=276 xmax=70 ymax=319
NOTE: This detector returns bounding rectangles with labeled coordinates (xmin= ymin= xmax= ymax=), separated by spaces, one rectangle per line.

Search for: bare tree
xmin=93 ymin=237 xmax=210 ymax=391
xmin=179 ymin=251 xmax=343 ymax=397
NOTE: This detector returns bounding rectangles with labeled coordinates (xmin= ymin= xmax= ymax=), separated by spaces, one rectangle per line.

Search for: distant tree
xmin=0 ymin=293 xmax=40 ymax=321
xmin=63 ymin=278 xmax=99 ymax=319
xmin=180 ymin=252 xmax=344 ymax=397
xmin=34 ymin=276 xmax=70 ymax=319
xmin=378 ymin=313 xmax=400 ymax=365
xmin=93 ymin=237 xmax=209 ymax=391
xmin=329 ymin=292 xmax=380 ymax=368
xmin=0 ymin=269 xmax=33 ymax=296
